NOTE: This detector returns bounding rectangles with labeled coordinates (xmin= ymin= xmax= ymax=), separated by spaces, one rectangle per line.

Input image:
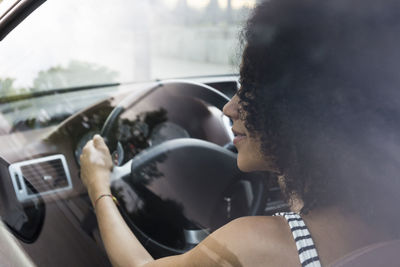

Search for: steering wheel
xmin=99 ymin=80 xmax=267 ymax=256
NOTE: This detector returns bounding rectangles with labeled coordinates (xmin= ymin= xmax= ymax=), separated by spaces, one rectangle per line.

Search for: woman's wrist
xmin=88 ymin=185 xmax=112 ymax=206
xmin=84 ymin=171 xmax=111 ymax=204
xmin=93 ymin=194 xmax=119 ymax=209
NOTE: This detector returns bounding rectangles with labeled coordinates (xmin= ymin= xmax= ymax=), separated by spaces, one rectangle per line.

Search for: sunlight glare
xmin=163 ymin=0 xmax=255 ymax=10
xmin=163 ymin=0 xmax=178 ymax=9
xmin=219 ymin=0 xmax=256 ymax=9
xmin=187 ymin=0 xmax=210 ymax=9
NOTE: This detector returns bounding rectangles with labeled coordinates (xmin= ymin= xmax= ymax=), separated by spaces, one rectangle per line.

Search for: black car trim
xmin=0 ymin=0 xmax=46 ymax=41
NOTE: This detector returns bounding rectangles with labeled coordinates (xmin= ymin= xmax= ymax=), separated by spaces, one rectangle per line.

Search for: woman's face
xmin=223 ymin=94 xmax=277 ymax=172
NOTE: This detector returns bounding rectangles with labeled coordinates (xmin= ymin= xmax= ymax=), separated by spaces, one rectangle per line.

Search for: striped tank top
xmin=274 ymin=212 xmax=322 ymax=267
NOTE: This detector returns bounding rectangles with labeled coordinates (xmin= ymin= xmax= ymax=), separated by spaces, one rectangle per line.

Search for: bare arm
xmin=94 ymin=188 xmax=153 ymax=267
xmin=80 ymin=135 xmax=245 ymax=267
xmin=80 ymin=135 xmax=297 ymax=267
xmin=94 ymin=193 xmax=243 ymax=267
xmin=80 ymin=135 xmax=153 ymax=267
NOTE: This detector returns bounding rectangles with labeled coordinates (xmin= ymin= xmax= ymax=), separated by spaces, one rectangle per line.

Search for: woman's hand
xmin=80 ymin=134 xmax=113 ymax=205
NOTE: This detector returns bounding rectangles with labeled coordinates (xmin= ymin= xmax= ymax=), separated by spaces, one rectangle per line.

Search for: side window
xmin=0 ymin=0 xmax=254 ymax=132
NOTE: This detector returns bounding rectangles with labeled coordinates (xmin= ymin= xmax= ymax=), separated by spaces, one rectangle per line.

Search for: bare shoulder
xmin=187 ymin=216 xmax=300 ymax=267
xmin=145 ymin=216 xmax=300 ymax=267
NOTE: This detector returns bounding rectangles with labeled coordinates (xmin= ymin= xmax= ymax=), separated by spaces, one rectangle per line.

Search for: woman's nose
xmin=223 ymin=94 xmax=240 ymax=120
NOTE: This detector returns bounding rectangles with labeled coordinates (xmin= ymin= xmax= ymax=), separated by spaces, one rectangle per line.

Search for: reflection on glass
xmin=149 ymin=122 xmax=190 ymax=146
xmin=0 ymin=0 xmax=252 ymax=93
xmin=113 ymin=108 xmax=169 ymax=164
xmin=112 ymin=151 xmax=188 ymax=249
xmin=111 ymin=134 xmax=252 ymax=251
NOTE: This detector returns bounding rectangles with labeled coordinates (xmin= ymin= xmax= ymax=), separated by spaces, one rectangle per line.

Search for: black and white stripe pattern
xmin=275 ymin=212 xmax=322 ymax=267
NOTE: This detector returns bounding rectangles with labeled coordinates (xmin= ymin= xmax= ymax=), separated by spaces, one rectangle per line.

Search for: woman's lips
xmin=232 ymin=128 xmax=247 ymax=145
xmin=233 ymin=135 xmax=246 ymax=145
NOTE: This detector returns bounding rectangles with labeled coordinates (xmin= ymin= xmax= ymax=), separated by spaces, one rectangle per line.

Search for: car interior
xmin=0 ymin=0 xmax=398 ymax=266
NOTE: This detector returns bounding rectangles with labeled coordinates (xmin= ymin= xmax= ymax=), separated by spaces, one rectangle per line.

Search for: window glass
xmin=0 ymin=0 xmax=255 ymax=96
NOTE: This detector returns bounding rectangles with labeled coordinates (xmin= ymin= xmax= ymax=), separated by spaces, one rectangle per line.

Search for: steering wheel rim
xmin=99 ymin=80 xmax=266 ymax=256
xmin=100 ymin=80 xmax=230 ymax=142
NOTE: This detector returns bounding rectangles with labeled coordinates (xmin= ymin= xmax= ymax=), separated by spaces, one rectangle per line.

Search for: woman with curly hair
xmin=80 ymin=0 xmax=400 ymax=266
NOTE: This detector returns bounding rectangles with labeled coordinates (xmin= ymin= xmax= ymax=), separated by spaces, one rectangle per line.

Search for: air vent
xmin=9 ymin=154 xmax=72 ymax=202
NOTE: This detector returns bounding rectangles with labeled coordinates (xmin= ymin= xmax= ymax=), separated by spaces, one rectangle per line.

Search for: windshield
xmin=0 ymin=0 xmax=254 ymax=96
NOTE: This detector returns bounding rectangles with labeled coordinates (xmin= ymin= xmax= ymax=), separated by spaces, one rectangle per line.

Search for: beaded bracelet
xmin=94 ymin=194 xmax=119 ymax=208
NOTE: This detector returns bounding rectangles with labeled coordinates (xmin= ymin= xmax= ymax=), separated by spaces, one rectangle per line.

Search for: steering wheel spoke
xmin=110 ymin=159 xmax=133 ymax=182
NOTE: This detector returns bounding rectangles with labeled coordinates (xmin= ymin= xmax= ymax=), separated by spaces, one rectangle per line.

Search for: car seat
xmin=331 ymin=239 xmax=400 ymax=267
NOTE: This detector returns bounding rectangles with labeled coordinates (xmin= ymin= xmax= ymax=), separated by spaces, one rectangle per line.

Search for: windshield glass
xmin=0 ymin=0 xmax=254 ymax=96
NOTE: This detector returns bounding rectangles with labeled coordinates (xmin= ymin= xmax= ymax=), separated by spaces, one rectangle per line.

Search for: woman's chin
xmin=237 ymin=157 xmax=260 ymax=172
xmin=237 ymin=153 xmax=275 ymax=173
xmin=237 ymin=163 xmax=253 ymax=172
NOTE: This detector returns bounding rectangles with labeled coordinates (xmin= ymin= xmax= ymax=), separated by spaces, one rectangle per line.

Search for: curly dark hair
xmin=238 ymin=0 xmax=400 ymax=224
